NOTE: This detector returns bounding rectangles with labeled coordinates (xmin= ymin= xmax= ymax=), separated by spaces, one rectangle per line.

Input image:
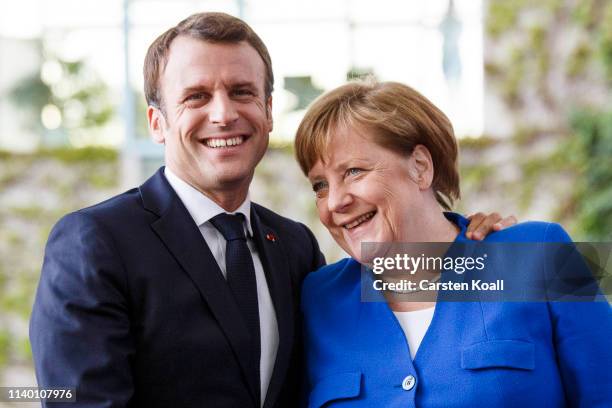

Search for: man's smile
xmin=203 ymin=135 xmax=248 ymax=148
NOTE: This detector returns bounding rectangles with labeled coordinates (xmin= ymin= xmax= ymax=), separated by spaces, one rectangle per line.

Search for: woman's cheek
xmin=316 ymin=200 xmax=327 ymax=222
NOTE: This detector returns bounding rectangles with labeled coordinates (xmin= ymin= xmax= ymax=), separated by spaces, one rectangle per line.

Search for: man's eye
xmin=185 ymin=93 xmax=207 ymax=102
xmin=233 ymin=89 xmax=254 ymax=97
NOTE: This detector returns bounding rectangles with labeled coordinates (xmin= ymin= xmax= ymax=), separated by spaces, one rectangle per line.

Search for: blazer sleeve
xmin=544 ymin=223 xmax=612 ymax=407
xmin=295 ymin=222 xmax=326 ymax=408
xmin=30 ymin=212 xmax=135 ymax=408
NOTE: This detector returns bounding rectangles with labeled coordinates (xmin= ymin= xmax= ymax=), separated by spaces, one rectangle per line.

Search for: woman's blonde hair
xmin=294 ymin=80 xmax=460 ymax=209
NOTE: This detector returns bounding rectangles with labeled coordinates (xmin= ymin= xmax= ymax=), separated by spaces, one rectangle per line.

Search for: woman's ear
xmin=410 ymin=144 xmax=434 ymax=189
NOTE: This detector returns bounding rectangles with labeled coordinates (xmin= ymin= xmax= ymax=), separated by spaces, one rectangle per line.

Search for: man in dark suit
xmin=29 ymin=12 xmax=513 ymax=408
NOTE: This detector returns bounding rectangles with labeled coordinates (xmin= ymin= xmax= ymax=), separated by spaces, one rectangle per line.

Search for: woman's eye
xmin=312 ymin=181 xmax=328 ymax=197
xmin=346 ymin=168 xmax=363 ymax=177
xmin=312 ymin=181 xmax=326 ymax=192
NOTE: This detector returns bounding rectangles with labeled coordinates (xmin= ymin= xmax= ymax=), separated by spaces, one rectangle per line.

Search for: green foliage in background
xmin=0 ymin=148 xmax=119 ymax=376
xmin=8 ymin=44 xmax=114 ymax=148
xmin=38 ymin=146 xmax=118 ymax=163
xmin=479 ymin=0 xmax=612 ymax=240
xmin=567 ymin=110 xmax=612 ymax=239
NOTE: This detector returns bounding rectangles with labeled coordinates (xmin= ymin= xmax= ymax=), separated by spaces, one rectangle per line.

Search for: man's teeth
xmin=344 ymin=212 xmax=375 ymax=229
xmin=205 ymin=136 xmax=245 ymax=148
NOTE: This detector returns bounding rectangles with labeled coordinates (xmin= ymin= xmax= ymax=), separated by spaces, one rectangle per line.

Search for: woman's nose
xmin=327 ymin=184 xmax=353 ymax=213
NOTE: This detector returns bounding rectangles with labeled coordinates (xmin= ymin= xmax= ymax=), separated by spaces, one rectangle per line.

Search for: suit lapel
xmin=250 ymin=208 xmax=294 ymax=408
xmin=140 ymin=169 xmax=260 ymax=406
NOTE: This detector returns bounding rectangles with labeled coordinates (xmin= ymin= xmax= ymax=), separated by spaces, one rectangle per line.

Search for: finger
xmin=472 ymin=212 xmax=502 ymax=241
xmin=465 ymin=212 xmax=487 ymax=239
xmin=493 ymin=215 xmax=518 ymax=231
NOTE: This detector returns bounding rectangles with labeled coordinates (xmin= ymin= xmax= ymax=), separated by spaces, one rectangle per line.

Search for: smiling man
xmin=147 ymin=36 xmax=272 ymax=210
xmin=29 ymin=12 xmax=513 ymax=408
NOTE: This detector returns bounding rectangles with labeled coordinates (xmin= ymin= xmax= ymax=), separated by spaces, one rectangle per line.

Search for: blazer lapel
xmin=358 ymin=270 xmax=413 ymax=368
xmin=250 ymin=208 xmax=294 ymax=408
xmin=140 ymin=168 xmax=260 ymax=406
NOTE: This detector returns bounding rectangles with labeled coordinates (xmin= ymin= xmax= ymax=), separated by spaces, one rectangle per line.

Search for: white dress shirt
xmin=165 ymin=168 xmax=279 ymax=406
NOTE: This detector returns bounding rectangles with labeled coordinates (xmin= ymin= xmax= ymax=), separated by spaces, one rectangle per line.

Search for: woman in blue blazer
xmin=294 ymin=80 xmax=612 ymax=407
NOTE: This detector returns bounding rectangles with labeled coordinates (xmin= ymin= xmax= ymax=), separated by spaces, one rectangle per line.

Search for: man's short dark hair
xmin=143 ymin=12 xmax=274 ymax=110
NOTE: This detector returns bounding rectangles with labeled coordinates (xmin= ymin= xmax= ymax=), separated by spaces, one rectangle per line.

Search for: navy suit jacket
xmin=30 ymin=167 xmax=325 ymax=408
xmin=302 ymin=213 xmax=612 ymax=407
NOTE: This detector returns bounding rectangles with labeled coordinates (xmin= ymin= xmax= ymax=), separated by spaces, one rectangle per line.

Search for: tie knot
xmin=210 ymin=213 xmax=246 ymax=241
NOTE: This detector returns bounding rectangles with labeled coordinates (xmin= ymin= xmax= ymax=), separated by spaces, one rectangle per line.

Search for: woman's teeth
xmin=205 ymin=136 xmax=244 ymax=148
xmin=344 ymin=211 xmax=375 ymax=229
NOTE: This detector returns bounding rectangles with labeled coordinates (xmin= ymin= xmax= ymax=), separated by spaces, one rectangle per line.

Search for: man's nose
xmin=327 ymin=184 xmax=353 ymax=213
xmin=208 ymin=93 xmax=239 ymax=126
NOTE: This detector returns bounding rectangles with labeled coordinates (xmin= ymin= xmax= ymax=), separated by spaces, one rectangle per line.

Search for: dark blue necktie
xmin=210 ymin=213 xmax=260 ymax=394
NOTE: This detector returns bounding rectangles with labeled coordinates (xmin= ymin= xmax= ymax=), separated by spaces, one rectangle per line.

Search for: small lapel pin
xmin=266 ymin=233 xmax=277 ymax=242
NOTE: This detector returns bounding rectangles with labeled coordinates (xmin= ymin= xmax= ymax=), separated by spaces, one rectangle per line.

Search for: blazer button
xmin=402 ymin=375 xmax=416 ymax=391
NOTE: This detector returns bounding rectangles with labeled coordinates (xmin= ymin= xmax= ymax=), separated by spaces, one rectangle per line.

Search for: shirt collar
xmin=443 ymin=211 xmax=470 ymax=243
xmin=164 ymin=167 xmax=253 ymax=236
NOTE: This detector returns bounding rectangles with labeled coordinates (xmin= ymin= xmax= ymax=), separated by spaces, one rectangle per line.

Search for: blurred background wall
xmin=0 ymin=0 xmax=610 ymax=400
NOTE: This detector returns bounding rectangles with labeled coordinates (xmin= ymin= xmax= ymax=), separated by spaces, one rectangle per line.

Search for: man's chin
xmin=211 ymin=169 xmax=255 ymax=188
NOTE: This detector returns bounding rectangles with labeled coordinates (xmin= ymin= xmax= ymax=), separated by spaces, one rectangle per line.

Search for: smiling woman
xmin=294 ymin=80 xmax=612 ymax=408
xmin=296 ymin=80 xmax=461 ymax=261
xmin=305 ymin=129 xmax=460 ymax=262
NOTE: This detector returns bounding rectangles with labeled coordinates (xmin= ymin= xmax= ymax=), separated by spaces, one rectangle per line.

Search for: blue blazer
xmin=30 ymin=167 xmax=325 ymax=408
xmin=302 ymin=213 xmax=612 ymax=407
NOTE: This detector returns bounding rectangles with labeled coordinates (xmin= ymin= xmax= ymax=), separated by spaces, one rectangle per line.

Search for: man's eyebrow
xmin=230 ymin=81 xmax=258 ymax=89
xmin=180 ymin=84 xmax=209 ymax=97
xmin=179 ymin=82 xmax=258 ymax=96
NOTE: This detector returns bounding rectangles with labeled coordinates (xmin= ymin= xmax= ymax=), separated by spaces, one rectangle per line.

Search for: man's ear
xmin=265 ymin=95 xmax=273 ymax=133
xmin=147 ymin=105 xmax=165 ymax=144
xmin=410 ymin=144 xmax=434 ymax=189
